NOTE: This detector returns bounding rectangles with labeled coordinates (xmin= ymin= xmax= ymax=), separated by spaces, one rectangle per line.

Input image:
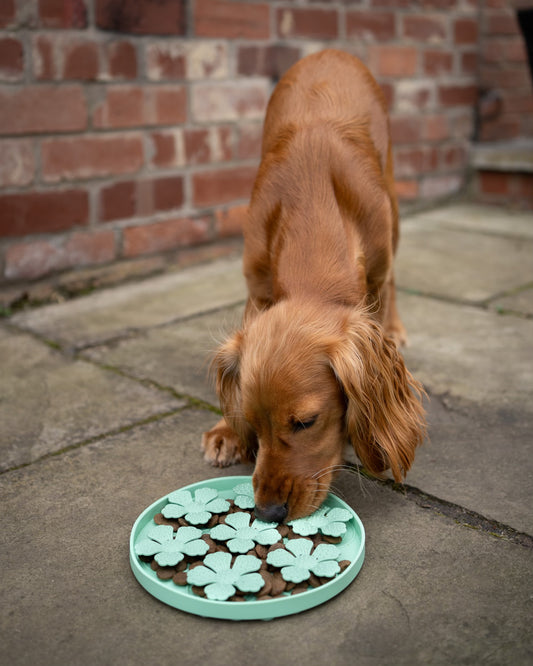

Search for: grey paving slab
xmin=489 ymin=284 xmax=533 ymax=317
xmin=0 ymin=325 xmax=183 ymax=472
xmin=82 ymin=305 xmax=244 ymax=405
xmin=10 ymin=257 xmax=246 ymax=350
xmin=1 ymin=409 xmax=531 ymax=666
xmin=398 ymin=293 xmax=533 ymax=533
xmin=405 ymin=203 xmax=533 ymax=239
xmin=396 ymin=224 xmax=533 ymax=304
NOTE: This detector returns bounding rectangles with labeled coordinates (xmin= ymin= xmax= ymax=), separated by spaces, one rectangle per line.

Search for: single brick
xmin=368 ymin=45 xmax=418 ymax=77
xmin=41 ymin=134 xmax=144 ymax=182
xmin=403 ymin=15 xmax=447 ymax=43
xmin=277 ymin=8 xmax=338 ymax=39
xmin=0 ymin=86 xmax=87 ymax=135
xmin=99 ymin=180 xmax=136 ymax=222
xmin=39 ymin=0 xmax=88 ymax=29
xmin=106 ymin=40 xmax=137 ymax=79
xmin=0 ymin=189 xmax=89 ymax=237
xmin=93 ymin=87 xmax=144 ymax=129
xmin=95 ymin=0 xmax=186 ymax=35
xmin=346 ymin=11 xmax=396 ymax=41
xmin=195 ymin=0 xmax=270 ymax=39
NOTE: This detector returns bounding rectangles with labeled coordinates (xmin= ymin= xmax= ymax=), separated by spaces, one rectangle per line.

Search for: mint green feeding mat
xmin=129 ymin=476 xmax=365 ymax=620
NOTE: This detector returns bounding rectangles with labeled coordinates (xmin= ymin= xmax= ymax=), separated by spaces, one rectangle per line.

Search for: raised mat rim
xmin=129 ymin=476 xmax=365 ymax=620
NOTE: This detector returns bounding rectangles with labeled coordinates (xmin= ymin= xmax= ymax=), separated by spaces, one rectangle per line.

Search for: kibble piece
xmin=192 ymin=585 xmax=206 ymax=597
xmin=339 ymin=560 xmax=351 ymax=572
xmin=270 ymin=571 xmax=287 ymax=597
xmin=154 ymin=513 xmax=180 ymax=531
xmin=201 ymin=534 xmax=217 ymax=554
xmin=173 ymin=571 xmax=188 ymax=586
xmin=156 ymin=566 xmax=176 ymax=580
xmin=255 ymin=544 xmax=268 ymax=559
xmin=308 ymin=572 xmax=322 ymax=588
xmin=259 ymin=571 xmax=273 ymax=596
xmin=175 ymin=559 xmax=187 ymax=572
xmin=207 ymin=514 xmax=219 ymax=528
xmin=291 ymin=583 xmax=309 ymax=595
xmin=277 ymin=524 xmax=290 ymax=538
xmin=322 ymin=534 xmax=342 ymax=544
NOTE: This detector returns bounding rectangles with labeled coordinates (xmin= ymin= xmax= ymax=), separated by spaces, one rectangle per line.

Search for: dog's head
xmin=213 ymin=300 xmax=425 ymax=521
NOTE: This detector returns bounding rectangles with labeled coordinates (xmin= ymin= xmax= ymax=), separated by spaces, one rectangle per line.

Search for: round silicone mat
xmin=129 ymin=476 xmax=365 ymax=620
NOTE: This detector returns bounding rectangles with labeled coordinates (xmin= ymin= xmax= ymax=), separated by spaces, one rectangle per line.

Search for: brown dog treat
xmin=255 ymin=544 xmax=268 ymax=559
xmin=271 ymin=571 xmax=287 ymax=596
xmin=291 ymin=583 xmax=309 ymax=595
xmin=256 ymin=594 xmax=273 ymax=601
xmin=322 ymin=534 xmax=343 ymax=544
xmin=207 ymin=514 xmax=219 ymax=528
xmin=150 ymin=559 xmax=159 ymax=572
xmin=172 ymin=571 xmax=188 ymax=586
xmin=201 ymin=534 xmax=217 ymax=553
xmin=267 ymin=542 xmax=285 ymax=554
xmin=178 ymin=518 xmax=189 ymax=527
xmin=308 ymin=572 xmax=322 ymax=588
xmin=217 ymin=514 xmax=227 ymax=525
xmin=192 ymin=585 xmax=206 ymax=597
xmin=156 ymin=566 xmax=176 ymax=580
xmin=246 ymin=548 xmax=257 ymax=557
xmin=175 ymin=559 xmax=187 ymax=572
xmin=285 ymin=581 xmax=296 ymax=591
xmin=154 ymin=513 xmax=181 ymax=531
xmin=188 ymin=560 xmax=204 ymax=570
xmin=228 ymin=596 xmax=246 ymax=602
xmin=259 ymin=571 xmax=273 ymax=596
xmin=216 ymin=544 xmax=230 ymax=554
xmin=277 ymin=524 xmax=290 ymax=538
xmin=339 ymin=560 xmax=351 ymax=572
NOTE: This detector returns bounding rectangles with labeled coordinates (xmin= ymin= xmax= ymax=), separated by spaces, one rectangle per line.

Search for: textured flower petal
xmin=204 ymin=497 xmax=230 ymax=514
xmin=209 ymin=523 xmax=237 ymax=542
xmin=311 ymin=560 xmax=340 ymax=578
xmin=266 ymin=548 xmax=296 ymax=568
xmin=321 ymin=521 xmax=347 ymax=538
xmin=280 ymin=564 xmax=310 ymax=584
xmin=155 ymin=551 xmax=184 ymax=567
xmin=174 ymin=526 xmax=203 ymax=543
xmin=234 ymin=572 xmax=264 ymax=594
xmin=184 ymin=509 xmax=211 ymax=525
xmin=226 ymin=537 xmax=255 ymax=553
xmin=312 ymin=543 xmax=340 ymax=562
xmin=193 ymin=487 xmax=218 ymax=505
xmin=286 ymin=538 xmax=314 ymax=558
xmin=166 ymin=490 xmax=192 ymax=505
xmin=203 ymin=551 xmax=232 ymax=574
xmin=187 ymin=565 xmax=218 ymax=587
xmin=224 ymin=512 xmax=251 ymax=530
xmin=253 ymin=527 xmax=283 ymax=546
xmin=181 ymin=539 xmax=209 ymax=558
xmin=135 ymin=538 xmax=163 ymax=557
xmin=233 ymin=483 xmax=255 ymax=509
xmin=325 ymin=508 xmax=352 ymax=523
xmin=161 ymin=503 xmax=187 ymax=519
xmin=231 ymin=554 xmax=263 ymax=575
xmin=146 ymin=524 xmax=174 ymax=543
xmin=204 ymin=582 xmax=236 ymax=601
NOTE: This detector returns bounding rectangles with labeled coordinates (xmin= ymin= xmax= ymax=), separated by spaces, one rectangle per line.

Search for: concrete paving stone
xmin=0 ymin=324 xmax=184 ymax=472
xmin=396 ymin=224 xmax=533 ymax=304
xmin=83 ymin=305 xmax=244 ymax=406
xmin=399 ymin=292 xmax=533 ymax=412
xmin=1 ymin=409 xmax=531 ymax=666
xmin=398 ymin=293 xmax=533 ymax=533
xmin=10 ymin=258 xmax=246 ymax=350
xmin=489 ymin=284 xmax=533 ymax=317
xmin=405 ymin=203 xmax=533 ymax=239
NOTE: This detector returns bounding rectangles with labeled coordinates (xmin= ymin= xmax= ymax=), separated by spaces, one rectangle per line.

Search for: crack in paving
xmin=343 ymin=461 xmax=533 ymax=550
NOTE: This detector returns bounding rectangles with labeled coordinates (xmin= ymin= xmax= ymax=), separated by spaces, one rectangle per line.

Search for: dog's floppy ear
xmin=329 ymin=311 xmax=426 ymax=482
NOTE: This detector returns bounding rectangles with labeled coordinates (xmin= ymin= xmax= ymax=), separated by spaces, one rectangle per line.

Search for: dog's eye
xmin=292 ymin=416 xmax=318 ymax=433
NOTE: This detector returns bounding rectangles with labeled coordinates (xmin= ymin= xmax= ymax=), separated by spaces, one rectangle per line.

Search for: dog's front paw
xmin=201 ymin=420 xmax=243 ymax=467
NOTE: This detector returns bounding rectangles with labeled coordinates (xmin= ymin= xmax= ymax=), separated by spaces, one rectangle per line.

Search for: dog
xmin=201 ymin=49 xmax=426 ymax=522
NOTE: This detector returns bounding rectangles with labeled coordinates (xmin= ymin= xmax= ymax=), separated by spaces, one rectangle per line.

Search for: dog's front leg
xmin=201 ymin=418 xmax=255 ymax=467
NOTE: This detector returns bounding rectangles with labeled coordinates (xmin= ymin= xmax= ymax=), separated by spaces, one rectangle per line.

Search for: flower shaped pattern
xmin=187 ymin=552 xmax=264 ymax=601
xmin=232 ymin=482 xmax=255 ymax=510
xmin=135 ymin=524 xmax=209 ymax=567
xmin=289 ymin=506 xmax=352 ymax=538
xmin=161 ymin=487 xmax=229 ymax=525
xmin=266 ymin=538 xmax=341 ymax=583
xmin=210 ymin=512 xmax=282 ymax=553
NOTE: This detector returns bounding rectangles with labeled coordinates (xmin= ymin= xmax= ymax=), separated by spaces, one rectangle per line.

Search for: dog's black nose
xmin=254 ymin=502 xmax=288 ymax=523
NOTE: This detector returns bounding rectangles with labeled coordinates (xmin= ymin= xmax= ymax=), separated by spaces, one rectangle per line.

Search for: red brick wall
xmin=478 ymin=1 xmax=533 ymax=141
xmin=0 ymin=0 xmax=529 ymax=287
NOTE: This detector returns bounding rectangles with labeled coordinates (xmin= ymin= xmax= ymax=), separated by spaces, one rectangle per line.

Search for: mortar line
xmin=343 ymin=461 xmax=533 ymax=550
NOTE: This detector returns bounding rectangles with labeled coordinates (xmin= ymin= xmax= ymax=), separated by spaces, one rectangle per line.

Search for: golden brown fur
xmin=202 ymin=50 xmax=426 ymax=522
